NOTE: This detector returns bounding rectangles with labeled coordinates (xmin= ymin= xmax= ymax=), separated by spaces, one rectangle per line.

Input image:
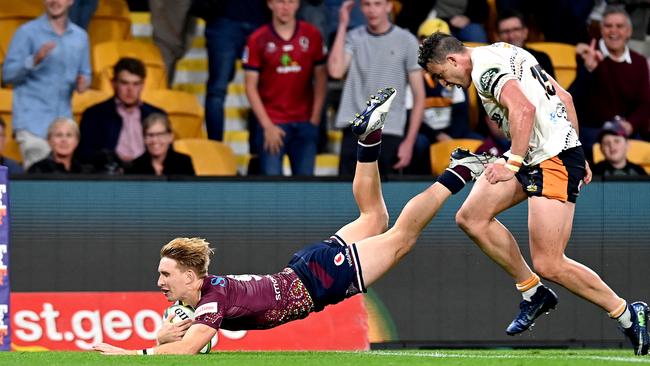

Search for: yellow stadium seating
xmin=173 ymin=139 xmax=238 ymax=176
xmin=593 ymin=140 xmax=650 ymax=174
xmin=71 ymin=89 xmax=112 ymax=123
xmin=142 ymin=89 xmax=205 ymax=139
xmin=526 ymin=42 xmax=577 ymax=89
xmin=92 ymin=40 xmax=167 ymax=92
xmin=429 ymin=139 xmax=484 ymax=176
xmin=87 ymin=0 xmax=132 ymax=49
xmin=0 ymin=0 xmax=43 ymax=56
xmin=0 ymin=88 xmax=23 ymax=162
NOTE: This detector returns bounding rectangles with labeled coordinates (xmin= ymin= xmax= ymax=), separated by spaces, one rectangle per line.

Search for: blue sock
xmin=436 ymin=166 xmax=472 ymax=194
xmin=357 ymin=141 xmax=381 ymax=162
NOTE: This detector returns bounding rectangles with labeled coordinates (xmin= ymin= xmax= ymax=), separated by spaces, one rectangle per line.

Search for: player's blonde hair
xmin=160 ymin=237 xmax=214 ymax=277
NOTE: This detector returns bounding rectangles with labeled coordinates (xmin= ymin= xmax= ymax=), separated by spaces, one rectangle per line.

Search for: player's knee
xmin=367 ymin=211 xmax=389 ymax=236
xmin=532 ymin=257 xmax=563 ymax=282
xmin=455 ymin=208 xmax=477 ymax=234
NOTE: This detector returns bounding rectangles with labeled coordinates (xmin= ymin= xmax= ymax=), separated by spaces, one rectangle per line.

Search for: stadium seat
xmin=87 ymin=0 xmax=132 ymax=50
xmin=92 ymin=40 xmax=167 ymax=92
xmin=526 ymin=42 xmax=577 ymax=89
xmin=142 ymin=89 xmax=205 ymax=139
xmin=0 ymin=0 xmax=43 ymax=57
xmin=593 ymin=140 xmax=650 ymax=174
xmin=71 ymin=89 xmax=112 ymax=123
xmin=429 ymin=139 xmax=484 ymax=176
xmin=173 ymin=138 xmax=238 ymax=176
xmin=0 ymin=88 xmax=23 ymax=162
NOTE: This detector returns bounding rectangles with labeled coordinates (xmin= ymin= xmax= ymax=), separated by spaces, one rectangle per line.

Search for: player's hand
xmin=263 ymin=124 xmax=285 ymax=155
xmin=484 ymin=162 xmax=515 ymax=184
xmin=34 ymin=41 xmax=56 ymax=66
xmin=339 ymin=0 xmax=354 ymax=27
xmin=157 ymin=314 xmax=192 ymax=345
xmin=393 ymin=139 xmax=414 ymax=170
xmin=93 ymin=342 xmax=136 ymax=355
xmin=583 ymin=160 xmax=592 ymax=185
xmin=576 ymin=39 xmax=603 ymax=72
xmin=450 ymin=15 xmax=470 ymax=29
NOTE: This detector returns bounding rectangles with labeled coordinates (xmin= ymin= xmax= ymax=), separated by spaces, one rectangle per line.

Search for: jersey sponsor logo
xmin=282 ymin=44 xmax=294 ymax=52
xmin=334 ymin=252 xmax=345 ymax=266
xmin=269 ymin=276 xmax=282 ymax=301
xmin=211 ymin=276 xmax=226 ymax=287
xmin=277 ymin=53 xmax=302 ymax=74
xmin=195 ymin=302 xmax=219 ymax=317
xmin=480 ymin=67 xmax=500 ymax=92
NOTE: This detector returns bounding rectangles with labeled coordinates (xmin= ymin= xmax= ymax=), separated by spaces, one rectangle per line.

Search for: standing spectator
xmin=203 ymin=0 xmax=270 ymax=141
xmin=244 ymin=0 xmax=327 ymax=176
xmin=28 ymin=118 xmax=85 ymax=174
xmin=0 ymin=118 xmax=23 ymax=176
xmin=149 ymin=0 xmax=196 ymax=86
xmin=329 ymin=0 xmax=425 ymax=176
xmin=126 ymin=113 xmax=195 ymax=176
xmin=68 ymin=0 xmax=98 ymax=30
xmin=592 ymin=120 xmax=648 ymax=177
xmin=78 ymin=57 xmax=166 ymax=173
xmin=570 ymin=5 xmax=650 ymax=162
xmin=2 ymin=0 xmax=91 ymax=169
xmin=496 ymin=9 xmax=555 ymax=78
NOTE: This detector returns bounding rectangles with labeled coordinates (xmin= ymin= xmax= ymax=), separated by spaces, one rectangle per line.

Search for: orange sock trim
xmin=608 ymin=299 xmax=627 ymax=318
xmin=516 ymin=273 xmax=540 ymax=292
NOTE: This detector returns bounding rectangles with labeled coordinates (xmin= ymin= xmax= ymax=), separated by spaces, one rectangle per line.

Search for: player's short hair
xmin=418 ymin=32 xmax=465 ymax=69
xmin=602 ymin=5 xmax=632 ymax=28
xmin=161 ymin=237 xmax=214 ymax=278
xmin=47 ymin=117 xmax=80 ymax=140
xmin=113 ymin=57 xmax=146 ymax=80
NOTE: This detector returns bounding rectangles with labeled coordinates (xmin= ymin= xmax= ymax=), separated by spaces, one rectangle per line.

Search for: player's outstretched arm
xmin=94 ymin=323 xmax=217 ymax=355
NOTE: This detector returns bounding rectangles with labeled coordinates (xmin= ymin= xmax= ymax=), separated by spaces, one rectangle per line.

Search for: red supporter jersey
xmin=193 ymin=269 xmax=315 ymax=331
xmin=242 ymin=21 xmax=326 ymax=124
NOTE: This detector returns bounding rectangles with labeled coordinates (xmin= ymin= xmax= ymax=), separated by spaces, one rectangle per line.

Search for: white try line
xmin=368 ymin=350 xmax=650 ymax=364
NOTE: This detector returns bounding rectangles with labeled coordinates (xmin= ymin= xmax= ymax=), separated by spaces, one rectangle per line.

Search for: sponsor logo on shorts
xmin=334 ymin=253 xmax=345 ymax=266
xmin=344 ymin=247 xmax=353 ymax=267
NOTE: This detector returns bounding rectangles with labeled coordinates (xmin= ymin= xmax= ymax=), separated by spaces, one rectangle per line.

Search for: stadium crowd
xmin=0 ymin=0 xmax=648 ymax=177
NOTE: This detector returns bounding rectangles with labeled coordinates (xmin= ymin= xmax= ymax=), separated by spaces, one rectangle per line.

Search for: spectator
xmin=68 ymin=0 xmax=98 ymax=30
xmin=28 ymin=117 xmax=86 ymax=174
xmin=244 ymin=0 xmax=327 ymax=176
xmin=606 ymin=0 xmax=650 ymax=57
xmin=409 ymin=18 xmax=476 ymax=175
xmin=125 ymin=113 xmax=195 ymax=176
xmin=570 ymin=5 xmax=650 ymax=162
xmin=0 ymin=118 xmax=23 ymax=176
xmin=496 ymin=9 xmax=555 ymax=78
xmin=78 ymin=57 xmax=166 ymax=173
xmin=329 ymin=0 xmax=425 ymax=176
xmin=149 ymin=0 xmax=196 ymax=86
xmin=203 ymin=0 xmax=270 ymax=141
xmin=433 ymin=0 xmax=489 ymax=43
xmin=592 ymin=120 xmax=648 ymax=177
xmin=2 ymin=0 xmax=91 ymax=169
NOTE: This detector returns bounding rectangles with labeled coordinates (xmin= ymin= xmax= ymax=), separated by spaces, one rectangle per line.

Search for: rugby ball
xmin=163 ymin=304 xmax=212 ymax=354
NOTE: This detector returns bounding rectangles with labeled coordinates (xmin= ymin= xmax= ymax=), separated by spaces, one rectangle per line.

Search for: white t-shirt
xmin=471 ymin=43 xmax=581 ymax=165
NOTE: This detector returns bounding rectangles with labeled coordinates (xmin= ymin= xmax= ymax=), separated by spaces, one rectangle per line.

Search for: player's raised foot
xmin=506 ymin=285 xmax=558 ymax=336
xmin=446 ymin=148 xmax=497 ymax=182
xmin=350 ymin=87 xmax=397 ymax=141
xmin=621 ymin=301 xmax=649 ymax=355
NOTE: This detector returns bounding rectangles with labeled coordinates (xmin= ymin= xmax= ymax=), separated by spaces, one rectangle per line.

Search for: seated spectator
xmin=125 ymin=113 xmax=195 ymax=176
xmin=0 ymin=118 xmax=23 ymax=176
xmin=592 ymin=120 xmax=648 ymax=177
xmin=433 ymin=0 xmax=489 ymax=43
xmin=569 ymin=6 xmax=650 ymax=163
xmin=77 ymin=57 xmax=166 ymax=173
xmin=28 ymin=118 xmax=86 ymax=174
xmin=496 ymin=9 xmax=555 ymax=78
xmin=2 ymin=0 xmax=91 ymax=169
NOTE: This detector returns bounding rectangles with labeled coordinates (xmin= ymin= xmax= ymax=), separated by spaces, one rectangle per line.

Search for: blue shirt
xmin=2 ymin=15 xmax=91 ymax=139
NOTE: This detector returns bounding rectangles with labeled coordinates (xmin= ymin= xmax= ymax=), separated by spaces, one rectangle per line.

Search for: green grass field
xmin=1 ymin=349 xmax=649 ymax=366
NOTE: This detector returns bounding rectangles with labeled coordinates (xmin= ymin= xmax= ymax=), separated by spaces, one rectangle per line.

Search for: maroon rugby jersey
xmin=193 ymin=268 xmax=314 ymax=331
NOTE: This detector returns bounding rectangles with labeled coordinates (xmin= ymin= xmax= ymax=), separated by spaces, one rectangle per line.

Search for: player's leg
xmin=529 ymin=196 xmax=649 ymax=355
xmin=335 ymin=88 xmax=397 ymax=245
xmin=356 ymin=149 xmax=496 ymax=287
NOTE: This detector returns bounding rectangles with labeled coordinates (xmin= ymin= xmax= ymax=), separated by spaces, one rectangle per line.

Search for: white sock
xmin=617 ymin=307 xmax=633 ymax=329
xmin=522 ymin=283 xmax=541 ymax=302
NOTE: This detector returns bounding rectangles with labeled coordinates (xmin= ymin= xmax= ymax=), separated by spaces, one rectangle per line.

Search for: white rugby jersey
xmin=470 ymin=43 xmax=580 ymax=165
